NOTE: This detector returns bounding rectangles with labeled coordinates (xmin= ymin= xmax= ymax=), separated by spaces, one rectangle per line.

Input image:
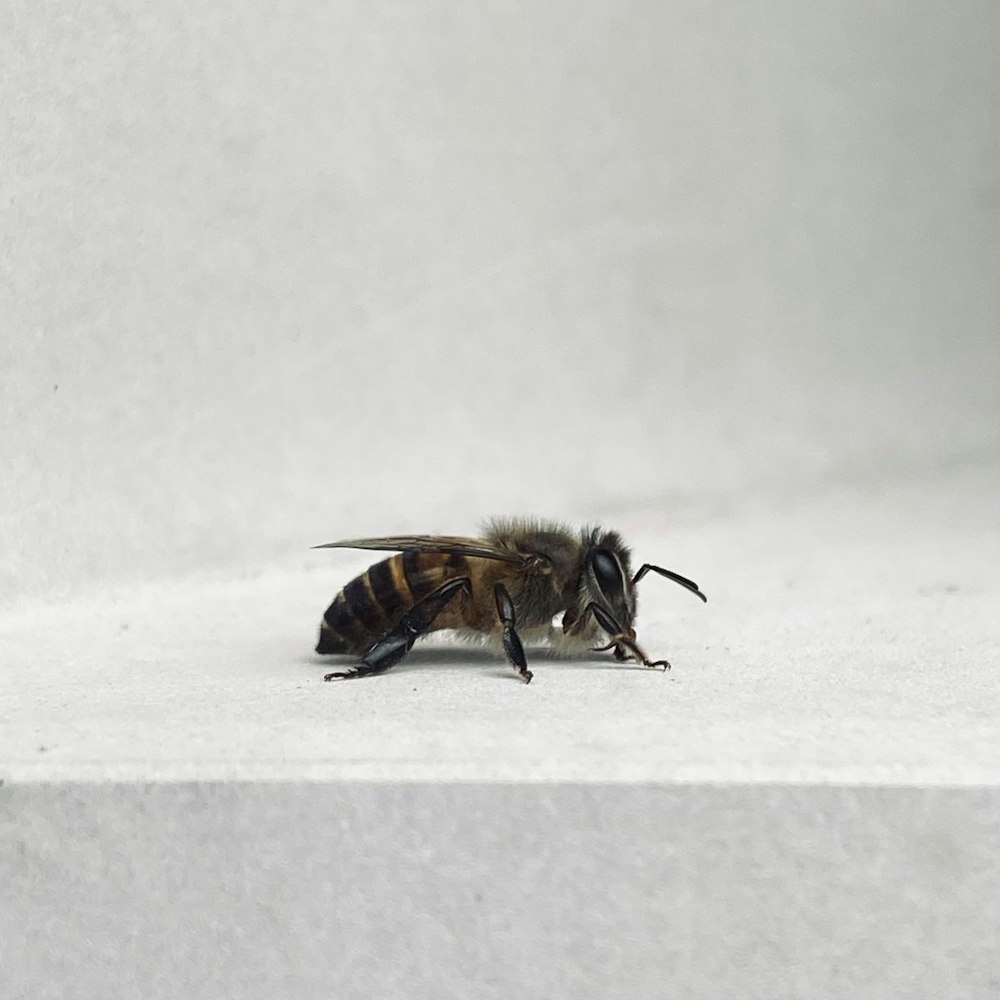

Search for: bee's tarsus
xmin=323 ymin=669 xmax=358 ymax=682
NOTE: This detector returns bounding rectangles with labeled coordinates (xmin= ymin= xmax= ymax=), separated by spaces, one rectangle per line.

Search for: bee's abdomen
xmin=316 ymin=551 xmax=465 ymax=655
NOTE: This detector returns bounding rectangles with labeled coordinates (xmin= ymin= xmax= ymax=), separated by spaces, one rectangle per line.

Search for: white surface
xmin=2 ymin=460 xmax=996 ymax=785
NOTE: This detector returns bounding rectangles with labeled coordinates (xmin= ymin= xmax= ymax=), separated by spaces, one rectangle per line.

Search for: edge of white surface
xmin=4 ymin=765 xmax=997 ymax=786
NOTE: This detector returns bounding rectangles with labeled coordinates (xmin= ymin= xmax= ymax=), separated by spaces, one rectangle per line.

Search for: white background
xmin=2 ymin=1 xmax=997 ymax=606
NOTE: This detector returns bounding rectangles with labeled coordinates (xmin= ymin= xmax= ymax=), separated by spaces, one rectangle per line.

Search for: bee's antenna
xmin=632 ymin=564 xmax=707 ymax=603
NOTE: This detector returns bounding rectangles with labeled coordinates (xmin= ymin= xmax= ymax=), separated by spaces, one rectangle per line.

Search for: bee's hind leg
xmin=494 ymin=583 xmax=532 ymax=684
xmin=324 ymin=577 xmax=471 ymax=681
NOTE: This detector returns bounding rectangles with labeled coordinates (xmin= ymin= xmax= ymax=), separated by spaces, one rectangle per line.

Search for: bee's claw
xmin=591 ymin=634 xmax=669 ymax=670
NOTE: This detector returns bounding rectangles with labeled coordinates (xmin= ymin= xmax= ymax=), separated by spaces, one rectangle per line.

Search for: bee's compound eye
xmin=591 ymin=549 xmax=624 ymax=599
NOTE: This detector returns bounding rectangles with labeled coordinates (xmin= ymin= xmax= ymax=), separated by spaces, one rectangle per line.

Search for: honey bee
xmin=313 ymin=518 xmax=706 ymax=683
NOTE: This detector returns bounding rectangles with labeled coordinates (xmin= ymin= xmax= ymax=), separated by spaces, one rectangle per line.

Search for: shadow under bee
xmin=308 ymin=642 xmax=660 ymax=676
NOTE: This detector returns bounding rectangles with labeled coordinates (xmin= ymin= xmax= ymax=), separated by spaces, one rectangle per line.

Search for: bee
xmin=313 ymin=518 xmax=707 ymax=683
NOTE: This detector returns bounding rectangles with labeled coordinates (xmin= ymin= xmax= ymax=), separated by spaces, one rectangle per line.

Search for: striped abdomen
xmin=316 ymin=550 xmax=470 ymax=655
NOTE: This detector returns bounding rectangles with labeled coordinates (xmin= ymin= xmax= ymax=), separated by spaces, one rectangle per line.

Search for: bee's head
xmin=580 ymin=528 xmax=636 ymax=636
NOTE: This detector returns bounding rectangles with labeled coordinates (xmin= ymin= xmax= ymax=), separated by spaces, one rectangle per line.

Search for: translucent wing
xmin=312 ymin=535 xmax=529 ymax=566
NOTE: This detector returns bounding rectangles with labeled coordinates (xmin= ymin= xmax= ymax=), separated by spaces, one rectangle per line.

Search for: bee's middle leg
xmin=324 ymin=577 xmax=471 ymax=681
xmin=494 ymin=583 xmax=532 ymax=684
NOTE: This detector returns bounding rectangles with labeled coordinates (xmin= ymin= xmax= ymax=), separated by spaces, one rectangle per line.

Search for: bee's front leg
xmin=582 ymin=602 xmax=671 ymax=671
xmin=589 ymin=638 xmax=630 ymax=660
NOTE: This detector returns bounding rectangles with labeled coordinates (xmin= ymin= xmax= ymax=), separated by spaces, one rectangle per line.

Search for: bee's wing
xmin=312 ymin=535 xmax=529 ymax=566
